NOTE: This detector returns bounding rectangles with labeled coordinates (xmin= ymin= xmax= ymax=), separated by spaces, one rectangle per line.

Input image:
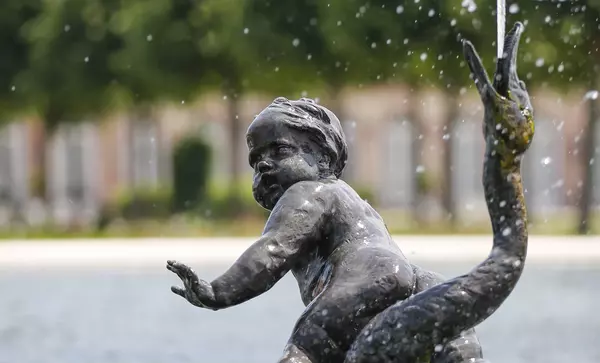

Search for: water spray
xmin=497 ymin=0 xmax=506 ymax=59
xmin=496 ymin=0 xmax=506 ymax=59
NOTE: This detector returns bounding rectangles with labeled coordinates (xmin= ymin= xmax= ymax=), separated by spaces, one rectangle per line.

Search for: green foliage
xmin=349 ymin=184 xmax=377 ymax=206
xmin=2 ymin=0 xmax=599 ymax=122
xmin=114 ymin=187 xmax=172 ymax=221
xmin=172 ymin=135 xmax=212 ymax=213
xmin=0 ymin=1 xmax=41 ymax=122
xmin=14 ymin=0 xmax=124 ymax=128
xmin=203 ymin=178 xmax=269 ymax=220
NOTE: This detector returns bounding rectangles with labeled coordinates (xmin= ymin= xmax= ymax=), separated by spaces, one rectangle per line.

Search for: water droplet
xmin=502 ymin=227 xmax=512 ymax=236
xmin=434 ymin=344 xmax=444 ymax=353
xmin=535 ymin=58 xmax=545 ymax=67
xmin=461 ymin=0 xmax=477 ymax=12
xmin=508 ymin=4 xmax=520 ymax=14
xmin=442 ymin=134 xmax=450 ymax=140
xmin=499 ymin=200 xmax=507 ymax=207
xmin=10 ymin=86 xmax=15 ymax=92
xmin=64 ymin=24 xmax=71 ymax=32
xmin=420 ymin=53 xmax=428 ymax=61
xmin=541 ymin=157 xmax=552 ymax=166
xmin=292 ymin=38 xmax=300 ymax=47
xmin=146 ymin=34 xmax=153 ymax=42
xmin=584 ymin=90 xmax=599 ymax=101
xmin=416 ymin=165 xmax=425 ymax=173
xmin=396 ymin=5 xmax=404 ymax=14
xmin=84 ymin=57 xmax=89 ymax=63
xmin=243 ymin=28 xmax=249 ymax=34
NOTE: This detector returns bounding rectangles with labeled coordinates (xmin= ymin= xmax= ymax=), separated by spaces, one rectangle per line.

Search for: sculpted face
xmin=247 ymin=111 xmax=326 ymax=210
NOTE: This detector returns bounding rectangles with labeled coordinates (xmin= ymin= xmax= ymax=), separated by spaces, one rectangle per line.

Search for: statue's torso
xmin=290 ymin=180 xmax=414 ymax=306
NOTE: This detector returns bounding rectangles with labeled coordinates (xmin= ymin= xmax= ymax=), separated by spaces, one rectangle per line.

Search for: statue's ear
xmin=299 ymin=97 xmax=316 ymax=104
xmin=320 ymin=109 xmax=331 ymax=125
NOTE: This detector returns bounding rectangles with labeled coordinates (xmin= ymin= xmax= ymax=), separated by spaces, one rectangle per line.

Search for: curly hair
xmin=261 ymin=97 xmax=348 ymax=178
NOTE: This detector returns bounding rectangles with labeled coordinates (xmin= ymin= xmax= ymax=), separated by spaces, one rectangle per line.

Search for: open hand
xmin=463 ymin=22 xmax=535 ymax=162
xmin=166 ymin=260 xmax=218 ymax=310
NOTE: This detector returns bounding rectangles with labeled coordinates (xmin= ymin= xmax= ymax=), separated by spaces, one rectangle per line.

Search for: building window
xmin=0 ymin=123 xmax=27 ymax=207
xmin=64 ymin=126 xmax=86 ymax=202
xmin=522 ymin=119 xmax=565 ymax=214
xmin=381 ymin=119 xmax=415 ymax=208
xmin=0 ymin=130 xmax=12 ymax=205
xmin=452 ymin=120 xmax=486 ymax=216
xmin=131 ymin=120 xmax=159 ymax=188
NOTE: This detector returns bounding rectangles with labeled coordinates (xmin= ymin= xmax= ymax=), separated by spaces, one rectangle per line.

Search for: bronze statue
xmin=167 ymin=22 xmax=533 ymax=363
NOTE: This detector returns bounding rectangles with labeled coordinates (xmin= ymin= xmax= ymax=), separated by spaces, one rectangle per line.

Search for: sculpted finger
xmin=166 ymin=261 xmax=190 ymax=283
xmin=171 ymin=286 xmax=186 ymax=298
xmin=494 ymin=22 xmax=524 ymax=96
xmin=504 ymin=22 xmax=524 ymax=69
xmin=176 ymin=263 xmax=199 ymax=283
xmin=462 ymin=40 xmax=494 ymax=100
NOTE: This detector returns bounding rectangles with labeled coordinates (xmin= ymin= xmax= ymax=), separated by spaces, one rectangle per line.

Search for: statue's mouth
xmin=253 ymin=174 xmax=284 ymax=209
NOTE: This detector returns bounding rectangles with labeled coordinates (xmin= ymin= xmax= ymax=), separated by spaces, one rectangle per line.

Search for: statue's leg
xmin=277 ymin=343 xmax=315 ymax=363
xmin=280 ymin=272 xmax=411 ymax=363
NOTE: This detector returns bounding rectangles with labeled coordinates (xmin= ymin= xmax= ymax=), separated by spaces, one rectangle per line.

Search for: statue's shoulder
xmin=273 ymin=180 xmax=338 ymax=215
xmin=285 ymin=179 xmax=340 ymax=197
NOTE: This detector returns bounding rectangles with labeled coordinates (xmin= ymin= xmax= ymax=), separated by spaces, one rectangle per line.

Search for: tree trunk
xmin=227 ymin=91 xmax=243 ymax=215
xmin=327 ymin=84 xmax=354 ymax=180
xmin=408 ymin=94 xmax=425 ymax=225
xmin=578 ymin=78 xmax=598 ymax=235
xmin=30 ymin=123 xmax=47 ymax=200
xmin=29 ymin=121 xmax=53 ymax=226
xmin=441 ymin=93 xmax=458 ymax=225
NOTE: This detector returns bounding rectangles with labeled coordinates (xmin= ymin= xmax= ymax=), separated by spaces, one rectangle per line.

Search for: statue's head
xmin=246 ymin=97 xmax=348 ymax=210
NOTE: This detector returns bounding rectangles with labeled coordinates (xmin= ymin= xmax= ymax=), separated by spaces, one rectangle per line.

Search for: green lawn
xmin=0 ymin=210 xmax=597 ymax=240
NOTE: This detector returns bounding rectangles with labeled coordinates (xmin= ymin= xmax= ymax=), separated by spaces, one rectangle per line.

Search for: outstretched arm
xmin=411 ymin=265 xmax=484 ymax=363
xmin=167 ymin=181 xmax=328 ymax=310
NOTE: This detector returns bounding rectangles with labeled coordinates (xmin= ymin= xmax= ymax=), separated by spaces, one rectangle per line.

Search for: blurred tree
xmin=109 ymin=0 xmax=294 ymax=212
xmin=394 ymin=2 xmax=491 ymax=224
xmin=0 ymin=1 xmax=40 ymax=123
xmin=13 ymin=0 xmax=123 ymax=200
xmin=512 ymin=0 xmax=599 ymax=234
xmin=172 ymin=135 xmax=212 ymax=213
xmin=312 ymin=0 xmax=491 ymax=222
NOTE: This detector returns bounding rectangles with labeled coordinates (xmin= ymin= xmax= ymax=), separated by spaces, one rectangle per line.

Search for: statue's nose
xmin=256 ymin=160 xmax=272 ymax=173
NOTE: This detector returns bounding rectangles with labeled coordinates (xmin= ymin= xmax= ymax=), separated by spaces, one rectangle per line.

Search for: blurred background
xmin=0 ymin=0 xmax=598 ymax=237
xmin=1 ymin=1 xmax=600 ymax=363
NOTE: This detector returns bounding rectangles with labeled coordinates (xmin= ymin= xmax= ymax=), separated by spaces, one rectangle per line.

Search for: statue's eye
xmin=249 ymin=153 xmax=259 ymax=168
xmin=276 ymin=145 xmax=293 ymax=155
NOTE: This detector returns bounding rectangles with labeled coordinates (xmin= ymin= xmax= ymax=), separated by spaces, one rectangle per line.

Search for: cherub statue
xmin=167 ymin=22 xmax=533 ymax=363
